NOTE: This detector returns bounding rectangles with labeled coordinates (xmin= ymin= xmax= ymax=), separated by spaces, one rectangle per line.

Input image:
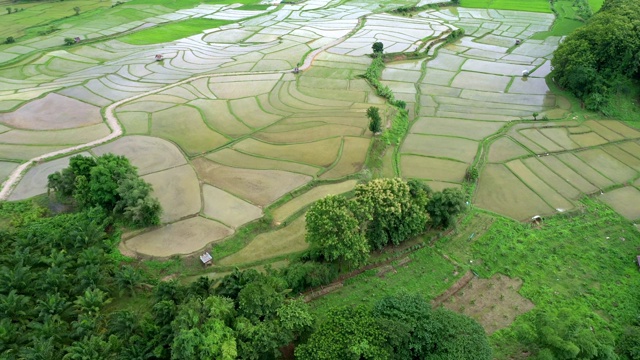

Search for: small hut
xmin=200 ymin=252 xmax=213 ymax=267
xmin=74 ymin=37 xmax=81 ymax=43
xmin=515 ymin=39 xmax=521 ymax=45
xmin=155 ymin=54 xmax=164 ymax=61
xmin=522 ymin=69 xmax=530 ymax=77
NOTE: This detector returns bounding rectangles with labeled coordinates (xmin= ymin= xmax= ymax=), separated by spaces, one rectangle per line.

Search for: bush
xmin=5 ymin=36 xmax=15 ymax=44
xmin=64 ymin=37 xmax=75 ymax=46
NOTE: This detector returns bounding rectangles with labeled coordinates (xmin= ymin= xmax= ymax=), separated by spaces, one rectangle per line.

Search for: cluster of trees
xmin=48 ymin=154 xmax=162 ymax=227
xmin=306 ymin=178 xmax=465 ymax=269
xmin=0 ymin=201 xmax=491 ymax=360
xmin=0 ymin=201 xmax=142 ymax=359
xmin=551 ymin=0 xmax=640 ymax=110
xmin=6 ymin=7 xmax=24 ymax=14
xmin=367 ymin=106 xmax=382 ymax=133
xmin=0 ymin=200 xmax=313 ymax=359
xmin=296 ymin=292 xmax=492 ymax=359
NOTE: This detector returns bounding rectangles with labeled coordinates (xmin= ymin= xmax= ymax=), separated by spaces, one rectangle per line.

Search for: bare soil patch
xmin=474 ymin=163 xmax=553 ymax=220
xmin=600 ymin=187 xmax=640 ymax=221
xmin=272 ymin=180 xmax=358 ymax=223
xmin=0 ymin=93 xmax=102 ymax=130
xmin=320 ymin=137 xmax=370 ymax=179
xmin=92 ymin=136 xmax=186 ymax=175
xmin=202 ymin=184 xmax=263 ymax=228
xmin=142 ymin=165 xmax=201 ymax=223
xmin=9 ymin=152 xmax=92 ymax=201
xmin=193 ymin=157 xmax=311 ymax=206
xmin=442 ymin=274 xmax=535 ymax=335
xmin=125 ymin=217 xmax=233 ymax=257
xmin=218 ymin=215 xmax=308 ymax=266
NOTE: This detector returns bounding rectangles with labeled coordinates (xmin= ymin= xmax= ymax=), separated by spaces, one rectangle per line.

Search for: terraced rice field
xmin=2 ymin=0 xmax=638 ymax=263
xmin=476 ymin=121 xmax=640 ymax=220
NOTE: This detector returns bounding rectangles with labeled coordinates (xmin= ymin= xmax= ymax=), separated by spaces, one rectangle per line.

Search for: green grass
xmin=530 ymin=17 xmax=584 ymax=39
xmin=588 ymin=0 xmax=604 ymax=12
xmin=309 ymin=243 xmax=460 ymax=319
xmin=460 ymin=0 xmax=552 ymax=13
xmin=602 ymin=79 xmax=640 ymax=129
xmin=237 ymin=4 xmax=271 ymax=10
xmin=0 ymin=0 xmax=111 ymax=39
xmin=119 ymin=18 xmax=233 ymax=45
xmin=469 ymin=199 xmax=640 ymax=358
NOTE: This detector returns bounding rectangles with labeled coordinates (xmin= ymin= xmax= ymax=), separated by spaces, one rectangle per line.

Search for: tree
xmin=533 ymin=112 xmax=539 ymax=120
xmin=354 ymin=178 xmax=429 ymax=249
xmin=372 ymin=41 xmax=384 ymax=55
xmin=64 ymin=37 xmax=75 ymax=46
xmin=373 ymin=293 xmax=492 ymax=360
xmin=426 ymin=187 xmax=465 ymax=228
xmin=295 ymin=306 xmax=390 ymax=360
xmin=367 ymin=106 xmax=382 ymax=133
xmin=5 ymin=36 xmax=14 ymax=44
xmin=516 ymin=308 xmax=616 ymax=359
xmin=6 ymin=7 xmax=10 ymax=14
xmin=305 ymin=195 xmax=369 ymax=269
xmin=170 ymin=296 xmax=237 ymax=360
xmin=48 ymin=154 xmax=162 ymax=227
xmin=551 ymin=0 xmax=640 ymax=110
xmin=73 ymin=6 xmax=81 ymax=15
xmin=617 ymin=326 xmax=640 ymax=360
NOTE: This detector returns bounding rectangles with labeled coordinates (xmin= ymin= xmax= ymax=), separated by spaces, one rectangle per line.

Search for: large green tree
xmin=48 ymin=154 xmax=161 ymax=227
xmin=305 ymin=195 xmax=370 ymax=268
xmin=354 ymin=178 xmax=429 ymax=249
xmin=551 ymin=0 xmax=640 ymax=110
xmin=426 ymin=187 xmax=466 ymax=228
xmin=373 ymin=293 xmax=492 ymax=360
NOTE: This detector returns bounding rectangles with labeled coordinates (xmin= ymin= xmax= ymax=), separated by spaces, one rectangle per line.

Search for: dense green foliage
xmin=305 ymin=179 xmax=465 ymax=266
xmin=367 ymin=106 xmax=382 ymax=133
xmin=426 ymin=187 xmax=465 ymax=228
xmin=297 ymin=293 xmax=492 ymax=359
xmin=48 ymin=154 xmax=162 ymax=227
xmin=0 ymin=205 xmax=314 ymax=360
xmin=305 ymin=195 xmax=370 ymax=268
xmin=551 ymin=0 xmax=640 ymax=110
xmin=0 ymin=202 xmax=122 ymax=359
xmin=354 ymin=178 xmax=429 ymax=249
xmin=372 ymin=41 xmax=384 ymax=54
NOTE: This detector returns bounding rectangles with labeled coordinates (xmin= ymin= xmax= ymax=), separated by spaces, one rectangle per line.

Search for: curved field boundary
xmin=0 ymin=27 xmax=360 ymax=201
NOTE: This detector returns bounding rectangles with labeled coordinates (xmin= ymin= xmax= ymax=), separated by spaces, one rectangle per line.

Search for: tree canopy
xmin=551 ymin=0 xmax=640 ymax=110
xmin=48 ymin=154 xmax=162 ymax=227
xmin=296 ymin=293 xmax=492 ymax=360
xmin=305 ymin=195 xmax=369 ymax=268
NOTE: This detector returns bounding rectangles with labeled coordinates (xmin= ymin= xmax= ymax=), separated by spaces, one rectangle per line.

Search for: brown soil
xmin=0 ymin=93 xmax=102 ymax=130
xmin=441 ymin=274 xmax=535 ymax=334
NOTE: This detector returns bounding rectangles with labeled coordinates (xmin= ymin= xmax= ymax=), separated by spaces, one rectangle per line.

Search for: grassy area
xmin=460 ymin=0 xmax=552 ymax=13
xmin=602 ymin=79 xmax=640 ymax=129
xmin=119 ymin=18 xmax=234 ymax=45
xmin=529 ymin=17 xmax=583 ymax=39
xmin=588 ymin=0 xmax=604 ymax=12
xmin=0 ymin=0 xmax=111 ymax=39
xmin=469 ymin=199 xmax=640 ymax=358
xmin=309 ymin=243 xmax=460 ymax=318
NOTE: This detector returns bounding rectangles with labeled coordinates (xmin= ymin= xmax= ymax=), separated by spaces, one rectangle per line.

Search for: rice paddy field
xmin=2 ymin=0 xmax=640 ymax=356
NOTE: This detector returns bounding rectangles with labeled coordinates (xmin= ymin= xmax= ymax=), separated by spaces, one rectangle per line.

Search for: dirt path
xmin=0 ymin=25 xmax=357 ymax=201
